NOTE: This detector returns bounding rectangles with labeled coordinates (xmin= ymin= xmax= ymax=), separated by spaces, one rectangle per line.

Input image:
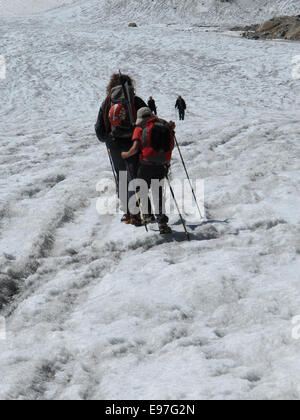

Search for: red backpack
xmin=108 ymin=85 xmax=136 ymax=139
xmin=140 ymin=118 xmax=174 ymax=165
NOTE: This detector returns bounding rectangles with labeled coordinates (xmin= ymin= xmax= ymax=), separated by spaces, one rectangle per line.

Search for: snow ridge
xmin=1 ymin=0 xmax=300 ymax=25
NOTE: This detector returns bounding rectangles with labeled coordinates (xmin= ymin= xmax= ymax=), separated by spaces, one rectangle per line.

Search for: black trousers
xmin=137 ymin=164 xmax=169 ymax=224
xmin=107 ymin=138 xmax=139 ymax=213
xmin=178 ymin=109 xmax=185 ymax=120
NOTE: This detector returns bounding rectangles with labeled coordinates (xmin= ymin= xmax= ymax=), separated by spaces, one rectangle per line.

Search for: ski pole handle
xmin=119 ymin=70 xmax=135 ymax=126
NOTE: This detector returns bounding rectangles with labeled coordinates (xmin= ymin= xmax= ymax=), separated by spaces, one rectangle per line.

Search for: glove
xmin=169 ymin=121 xmax=176 ymax=131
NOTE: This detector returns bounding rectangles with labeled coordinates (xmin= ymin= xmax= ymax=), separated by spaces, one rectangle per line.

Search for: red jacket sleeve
xmin=132 ymin=127 xmax=143 ymax=148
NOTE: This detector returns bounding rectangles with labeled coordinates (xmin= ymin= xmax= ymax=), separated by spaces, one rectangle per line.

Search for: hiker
xmin=121 ymin=107 xmax=175 ymax=234
xmin=175 ymin=95 xmax=186 ymax=120
xmin=95 ymin=73 xmax=147 ymax=223
xmin=147 ymin=96 xmax=157 ymax=115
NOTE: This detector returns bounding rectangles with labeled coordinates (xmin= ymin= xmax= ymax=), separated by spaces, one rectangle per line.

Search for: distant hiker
xmin=95 ymin=73 xmax=147 ymax=224
xmin=147 ymin=96 xmax=157 ymax=115
xmin=175 ymin=95 xmax=186 ymax=120
xmin=121 ymin=107 xmax=175 ymax=234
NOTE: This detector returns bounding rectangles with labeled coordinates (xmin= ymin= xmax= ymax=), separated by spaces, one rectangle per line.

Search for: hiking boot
xmin=121 ymin=213 xmax=140 ymax=225
xmin=159 ymin=223 xmax=172 ymax=235
xmin=121 ymin=213 xmax=132 ymax=224
xmin=131 ymin=214 xmax=143 ymax=227
xmin=143 ymin=214 xmax=156 ymax=224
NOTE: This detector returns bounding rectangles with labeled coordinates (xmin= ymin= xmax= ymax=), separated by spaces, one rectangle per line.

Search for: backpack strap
xmin=141 ymin=118 xmax=157 ymax=148
xmin=142 ymin=127 xmax=149 ymax=148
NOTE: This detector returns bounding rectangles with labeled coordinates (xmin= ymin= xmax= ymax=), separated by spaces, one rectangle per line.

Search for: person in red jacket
xmin=122 ymin=107 xmax=175 ymax=234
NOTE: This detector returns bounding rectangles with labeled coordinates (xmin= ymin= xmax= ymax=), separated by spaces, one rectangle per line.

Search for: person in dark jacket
xmin=175 ymin=95 xmax=187 ymax=120
xmin=95 ymin=73 xmax=147 ymax=223
xmin=147 ymin=96 xmax=157 ymax=115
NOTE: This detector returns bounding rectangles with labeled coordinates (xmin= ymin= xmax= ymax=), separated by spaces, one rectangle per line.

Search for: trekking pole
xmin=119 ymin=70 xmax=135 ymax=127
xmin=174 ymin=135 xmax=204 ymax=220
xmin=166 ymin=174 xmax=190 ymax=241
xmin=106 ymin=145 xmax=118 ymax=189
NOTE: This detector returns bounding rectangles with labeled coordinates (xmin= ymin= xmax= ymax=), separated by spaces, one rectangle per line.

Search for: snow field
xmin=0 ymin=0 xmax=300 ymax=400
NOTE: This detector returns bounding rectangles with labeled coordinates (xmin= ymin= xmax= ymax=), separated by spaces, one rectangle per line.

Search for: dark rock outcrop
xmin=234 ymin=16 xmax=300 ymax=41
